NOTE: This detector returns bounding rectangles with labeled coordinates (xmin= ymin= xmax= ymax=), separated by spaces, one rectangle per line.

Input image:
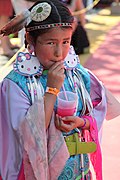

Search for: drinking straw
xmin=62 ymin=84 xmax=68 ymax=101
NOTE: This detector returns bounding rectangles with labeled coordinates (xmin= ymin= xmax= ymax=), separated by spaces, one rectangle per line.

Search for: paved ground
xmin=0 ymin=7 xmax=120 ymax=180
xmin=84 ymin=12 xmax=120 ymax=180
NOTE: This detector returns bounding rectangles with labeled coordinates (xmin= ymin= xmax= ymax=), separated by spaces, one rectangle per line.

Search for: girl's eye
xmin=47 ymin=42 xmax=55 ymax=45
xmin=63 ymin=41 xmax=70 ymax=44
xmin=21 ymin=65 xmax=24 ymax=68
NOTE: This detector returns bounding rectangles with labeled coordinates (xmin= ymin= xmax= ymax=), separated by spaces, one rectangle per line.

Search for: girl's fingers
xmin=55 ymin=114 xmax=73 ymax=132
xmin=49 ymin=61 xmax=64 ymax=72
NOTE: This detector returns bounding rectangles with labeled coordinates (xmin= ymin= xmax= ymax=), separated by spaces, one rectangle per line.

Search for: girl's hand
xmin=55 ymin=114 xmax=89 ymax=133
xmin=47 ymin=61 xmax=65 ymax=90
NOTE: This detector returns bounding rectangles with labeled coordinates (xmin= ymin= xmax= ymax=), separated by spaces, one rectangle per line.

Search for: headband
xmin=26 ymin=22 xmax=72 ymax=32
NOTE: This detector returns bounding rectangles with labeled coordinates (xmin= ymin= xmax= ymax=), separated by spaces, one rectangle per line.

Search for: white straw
xmin=62 ymin=84 xmax=68 ymax=100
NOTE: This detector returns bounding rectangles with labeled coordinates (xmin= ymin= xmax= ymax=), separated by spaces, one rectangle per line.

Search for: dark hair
xmin=25 ymin=0 xmax=74 ymax=46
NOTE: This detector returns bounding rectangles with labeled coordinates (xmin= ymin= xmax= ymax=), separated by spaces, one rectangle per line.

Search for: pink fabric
xmin=19 ymin=100 xmax=69 ymax=180
xmin=82 ymin=115 xmax=102 ymax=180
xmin=92 ymin=100 xmax=101 ymax=108
xmin=23 ymin=151 xmax=36 ymax=180
xmin=0 ymin=80 xmax=69 ymax=179
xmin=18 ymin=161 xmax=25 ymax=180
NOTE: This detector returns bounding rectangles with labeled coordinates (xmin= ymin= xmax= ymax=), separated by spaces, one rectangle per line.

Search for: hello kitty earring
xmin=14 ymin=52 xmax=44 ymax=103
xmin=64 ymin=46 xmax=80 ymax=70
xmin=14 ymin=52 xmax=43 ymax=77
xmin=64 ymin=46 xmax=80 ymax=93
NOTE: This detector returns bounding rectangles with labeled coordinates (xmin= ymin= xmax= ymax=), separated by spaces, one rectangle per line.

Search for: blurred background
xmin=0 ymin=0 xmax=120 ymax=179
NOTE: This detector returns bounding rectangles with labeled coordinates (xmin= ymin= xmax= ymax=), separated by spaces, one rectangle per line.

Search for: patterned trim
xmin=26 ymin=23 xmax=72 ymax=31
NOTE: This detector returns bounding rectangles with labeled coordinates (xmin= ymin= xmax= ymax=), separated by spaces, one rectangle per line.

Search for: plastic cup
xmin=57 ymin=91 xmax=78 ymax=117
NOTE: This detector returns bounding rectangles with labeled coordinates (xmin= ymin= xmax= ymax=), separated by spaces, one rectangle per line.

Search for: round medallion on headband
xmin=30 ymin=3 xmax=51 ymax=22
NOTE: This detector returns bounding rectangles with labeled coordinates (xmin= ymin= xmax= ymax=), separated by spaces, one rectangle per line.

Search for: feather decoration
xmin=0 ymin=10 xmax=31 ymax=36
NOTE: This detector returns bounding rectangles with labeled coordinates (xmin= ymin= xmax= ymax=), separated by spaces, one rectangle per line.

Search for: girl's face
xmin=34 ymin=27 xmax=73 ymax=69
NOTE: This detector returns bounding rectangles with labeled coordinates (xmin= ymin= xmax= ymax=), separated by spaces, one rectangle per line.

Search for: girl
xmin=0 ymin=0 xmax=107 ymax=179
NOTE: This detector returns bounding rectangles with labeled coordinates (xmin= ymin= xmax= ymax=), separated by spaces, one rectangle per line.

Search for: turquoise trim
xmin=58 ymin=154 xmax=89 ymax=179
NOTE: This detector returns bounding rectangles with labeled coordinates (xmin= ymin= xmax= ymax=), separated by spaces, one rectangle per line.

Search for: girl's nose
xmin=54 ymin=44 xmax=62 ymax=58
